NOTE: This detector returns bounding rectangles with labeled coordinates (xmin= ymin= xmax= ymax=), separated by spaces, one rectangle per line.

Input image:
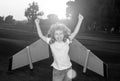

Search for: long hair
xmin=47 ymin=22 xmax=71 ymax=44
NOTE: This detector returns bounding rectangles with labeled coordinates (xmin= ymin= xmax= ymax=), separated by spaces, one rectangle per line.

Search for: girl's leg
xmin=53 ymin=68 xmax=65 ymax=81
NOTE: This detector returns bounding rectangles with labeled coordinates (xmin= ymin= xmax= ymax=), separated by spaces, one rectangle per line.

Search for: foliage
xmin=66 ymin=0 xmax=81 ymax=19
xmin=0 ymin=16 xmax=4 ymax=23
xmin=25 ymin=2 xmax=39 ymax=24
xmin=66 ymin=0 xmax=120 ymax=33
xmin=47 ymin=14 xmax=59 ymax=24
xmin=4 ymin=15 xmax=15 ymax=24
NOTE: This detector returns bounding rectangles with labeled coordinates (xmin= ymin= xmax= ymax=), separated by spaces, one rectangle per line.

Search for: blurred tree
xmin=66 ymin=0 xmax=84 ymax=32
xmin=5 ymin=15 xmax=14 ymax=24
xmin=25 ymin=2 xmax=40 ymax=24
xmin=66 ymin=0 xmax=80 ymax=19
xmin=0 ymin=16 xmax=4 ymax=23
xmin=47 ymin=14 xmax=59 ymax=24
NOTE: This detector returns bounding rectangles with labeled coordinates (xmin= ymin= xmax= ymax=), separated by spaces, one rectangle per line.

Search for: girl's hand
xmin=35 ymin=15 xmax=43 ymax=24
xmin=78 ymin=14 xmax=84 ymax=20
xmin=35 ymin=18 xmax=40 ymax=24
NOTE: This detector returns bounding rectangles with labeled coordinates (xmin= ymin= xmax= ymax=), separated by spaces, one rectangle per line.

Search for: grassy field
xmin=0 ymin=25 xmax=120 ymax=81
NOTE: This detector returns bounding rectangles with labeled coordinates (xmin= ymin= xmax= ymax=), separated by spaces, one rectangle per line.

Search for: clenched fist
xmin=78 ymin=14 xmax=84 ymax=20
xmin=35 ymin=18 xmax=40 ymax=24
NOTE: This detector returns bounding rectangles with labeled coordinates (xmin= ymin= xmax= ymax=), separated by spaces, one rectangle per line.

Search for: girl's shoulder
xmin=47 ymin=37 xmax=55 ymax=44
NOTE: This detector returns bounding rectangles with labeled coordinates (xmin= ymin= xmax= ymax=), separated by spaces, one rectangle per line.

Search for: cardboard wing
xmin=69 ymin=39 xmax=104 ymax=76
xmin=8 ymin=39 xmax=105 ymax=77
xmin=8 ymin=39 xmax=49 ymax=70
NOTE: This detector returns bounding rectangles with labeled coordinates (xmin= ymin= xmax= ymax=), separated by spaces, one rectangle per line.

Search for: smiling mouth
xmin=56 ymin=37 xmax=63 ymax=41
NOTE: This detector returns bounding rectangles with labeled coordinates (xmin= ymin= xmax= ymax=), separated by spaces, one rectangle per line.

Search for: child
xmin=35 ymin=14 xmax=83 ymax=81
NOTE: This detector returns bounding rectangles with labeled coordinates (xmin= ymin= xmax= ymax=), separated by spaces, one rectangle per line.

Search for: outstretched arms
xmin=35 ymin=18 xmax=48 ymax=42
xmin=69 ymin=14 xmax=84 ymax=40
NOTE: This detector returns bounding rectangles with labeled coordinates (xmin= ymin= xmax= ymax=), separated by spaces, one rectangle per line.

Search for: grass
xmin=0 ymin=25 xmax=120 ymax=81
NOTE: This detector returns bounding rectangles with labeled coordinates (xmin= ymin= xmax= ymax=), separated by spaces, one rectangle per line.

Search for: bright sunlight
xmin=37 ymin=0 xmax=70 ymax=19
xmin=0 ymin=0 xmax=74 ymax=20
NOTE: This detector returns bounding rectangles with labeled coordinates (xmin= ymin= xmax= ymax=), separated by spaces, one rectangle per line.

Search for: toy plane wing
xmin=8 ymin=39 xmax=106 ymax=77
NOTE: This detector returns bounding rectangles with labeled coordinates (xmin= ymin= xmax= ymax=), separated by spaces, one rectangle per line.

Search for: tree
xmin=25 ymin=2 xmax=39 ymax=24
xmin=66 ymin=0 xmax=82 ymax=19
xmin=5 ymin=15 xmax=14 ymax=24
xmin=47 ymin=14 xmax=59 ymax=24
xmin=0 ymin=16 xmax=4 ymax=23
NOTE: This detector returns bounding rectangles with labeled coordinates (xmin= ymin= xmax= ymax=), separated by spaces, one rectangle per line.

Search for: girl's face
xmin=54 ymin=30 xmax=64 ymax=42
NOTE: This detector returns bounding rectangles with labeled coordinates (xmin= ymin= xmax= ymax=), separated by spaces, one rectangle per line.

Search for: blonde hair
xmin=47 ymin=23 xmax=71 ymax=44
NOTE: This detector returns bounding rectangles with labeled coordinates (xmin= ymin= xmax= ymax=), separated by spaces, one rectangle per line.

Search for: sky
xmin=0 ymin=0 xmax=74 ymax=20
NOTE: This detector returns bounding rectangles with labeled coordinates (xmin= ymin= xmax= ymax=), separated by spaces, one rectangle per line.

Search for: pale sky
xmin=0 ymin=0 xmax=74 ymax=20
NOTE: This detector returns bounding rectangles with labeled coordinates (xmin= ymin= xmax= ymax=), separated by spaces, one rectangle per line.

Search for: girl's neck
xmin=56 ymin=40 xmax=63 ymax=43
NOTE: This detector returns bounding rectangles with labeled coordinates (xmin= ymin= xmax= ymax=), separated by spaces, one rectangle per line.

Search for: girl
xmin=35 ymin=14 xmax=83 ymax=81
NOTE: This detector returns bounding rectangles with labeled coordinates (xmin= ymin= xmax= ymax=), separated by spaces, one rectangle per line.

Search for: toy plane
xmin=8 ymin=39 xmax=107 ymax=77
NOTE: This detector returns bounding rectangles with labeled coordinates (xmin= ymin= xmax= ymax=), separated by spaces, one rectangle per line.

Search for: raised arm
xmin=69 ymin=14 xmax=84 ymax=40
xmin=35 ymin=18 xmax=47 ymax=42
